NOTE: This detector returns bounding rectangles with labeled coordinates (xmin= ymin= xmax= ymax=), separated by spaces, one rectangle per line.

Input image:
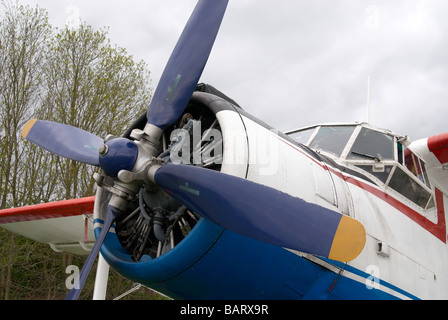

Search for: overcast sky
xmin=12 ymin=0 xmax=448 ymax=141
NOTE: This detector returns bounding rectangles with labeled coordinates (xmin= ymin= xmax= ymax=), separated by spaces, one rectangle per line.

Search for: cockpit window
xmin=347 ymin=127 xmax=394 ymax=161
xmin=287 ymin=123 xmax=436 ymax=211
xmin=388 ymin=166 xmax=432 ymax=209
xmin=288 ymin=123 xmax=436 ymax=211
xmin=288 ymin=128 xmax=315 ymax=145
xmin=403 ymin=146 xmax=431 ymax=189
xmin=308 ymin=126 xmax=356 ymax=157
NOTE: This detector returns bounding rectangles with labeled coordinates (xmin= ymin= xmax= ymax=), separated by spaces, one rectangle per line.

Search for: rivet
xmin=98 ymin=144 xmax=109 ymax=156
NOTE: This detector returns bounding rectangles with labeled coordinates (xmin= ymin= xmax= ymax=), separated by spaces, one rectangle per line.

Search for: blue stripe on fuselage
xmin=96 ymin=218 xmax=414 ymax=300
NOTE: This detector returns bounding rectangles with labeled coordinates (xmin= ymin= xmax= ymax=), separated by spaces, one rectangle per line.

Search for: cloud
xmin=12 ymin=0 xmax=448 ymax=141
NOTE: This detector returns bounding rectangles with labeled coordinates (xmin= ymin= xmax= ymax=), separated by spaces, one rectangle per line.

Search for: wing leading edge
xmin=0 ymin=197 xmax=95 ymax=255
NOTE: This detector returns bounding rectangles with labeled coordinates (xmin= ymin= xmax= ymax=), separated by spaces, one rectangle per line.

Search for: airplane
xmin=1 ymin=0 xmax=448 ymax=301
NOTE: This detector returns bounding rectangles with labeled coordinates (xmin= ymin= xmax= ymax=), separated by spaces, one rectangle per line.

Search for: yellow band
xmin=21 ymin=119 xmax=37 ymax=139
xmin=328 ymin=215 xmax=366 ymax=262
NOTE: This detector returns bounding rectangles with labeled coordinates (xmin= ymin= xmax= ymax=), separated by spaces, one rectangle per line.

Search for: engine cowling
xmin=94 ymin=86 xmax=249 ymax=288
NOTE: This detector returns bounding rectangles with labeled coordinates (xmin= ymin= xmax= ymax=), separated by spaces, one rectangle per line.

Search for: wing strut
xmin=92 ymin=254 xmax=110 ymax=300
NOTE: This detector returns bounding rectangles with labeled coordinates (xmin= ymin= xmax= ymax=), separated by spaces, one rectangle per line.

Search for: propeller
xmin=20 ymin=0 xmax=366 ymax=300
xmin=21 ymin=119 xmax=103 ymax=166
xmin=21 ymin=0 xmax=230 ymax=299
xmin=151 ymin=163 xmax=366 ymax=262
xmin=144 ymin=0 xmax=229 ymax=133
xmin=64 ymin=205 xmax=121 ymax=300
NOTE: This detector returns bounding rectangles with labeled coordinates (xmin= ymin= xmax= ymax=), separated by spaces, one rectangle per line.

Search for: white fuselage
xmin=217 ymin=108 xmax=448 ymax=299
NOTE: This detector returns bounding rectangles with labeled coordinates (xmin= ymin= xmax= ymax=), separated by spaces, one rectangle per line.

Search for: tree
xmin=0 ymin=0 xmax=50 ymax=209
xmin=0 ymin=1 xmax=52 ymax=300
xmin=40 ymin=23 xmax=152 ymax=200
xmin=0 ymin=1 xmax=154 ymax=299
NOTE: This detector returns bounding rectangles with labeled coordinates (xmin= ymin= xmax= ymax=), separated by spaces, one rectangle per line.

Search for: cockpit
xmin=286 ymin=123 xmax=434 ymax=211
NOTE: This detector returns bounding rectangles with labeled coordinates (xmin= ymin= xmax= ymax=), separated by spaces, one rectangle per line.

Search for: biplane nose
xmin=20 ymin=0 xmax=367 ymax=301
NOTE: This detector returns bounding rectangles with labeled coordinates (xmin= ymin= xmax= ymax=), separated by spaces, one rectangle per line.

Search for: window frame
xmin=286 ymin=123 xmax=435 ymax=210
xmin=308 ymin=125 xmax=358 ymax=158
xmin=386 ymin=164 xmax=434 ymax=210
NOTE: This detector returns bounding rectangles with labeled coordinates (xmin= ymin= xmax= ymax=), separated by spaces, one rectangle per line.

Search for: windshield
xmin=288 ymin=128 xmax=315 ymax=145
xmin=347 ymin=127 xmax=394 ymax=160
xmin=308 ymin=126 xmax=356 ymax=157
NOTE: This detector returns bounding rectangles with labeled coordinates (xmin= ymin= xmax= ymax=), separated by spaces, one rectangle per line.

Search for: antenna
xmin=367 ymin=76 xmax=371 ymax=123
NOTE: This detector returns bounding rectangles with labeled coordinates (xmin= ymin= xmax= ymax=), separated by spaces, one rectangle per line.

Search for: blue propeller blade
xmin=154 ymin=163 xmax=366 ymax=262
xmin=146 ymin=0 xmax=228 ymax=130
xmin=22 ymin=119 xmax=103 ymax=166
xmin=65 ymin=205 xmax=121 ymax=300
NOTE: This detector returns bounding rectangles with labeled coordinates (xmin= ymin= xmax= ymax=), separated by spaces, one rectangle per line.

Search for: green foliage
xmin=0 ymin=228 xmax=166 ymax=299
xmin=0 ymin=0 xmax=157 ymax=299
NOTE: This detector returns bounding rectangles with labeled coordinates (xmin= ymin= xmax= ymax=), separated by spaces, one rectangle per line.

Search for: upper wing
xmin=0 ymin=197 xmax=95 ymax=255
xmin=409 ymin=132 xmax=448 ymax=195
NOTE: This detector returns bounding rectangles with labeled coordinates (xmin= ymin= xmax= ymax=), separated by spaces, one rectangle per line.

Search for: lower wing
xmin=0 ymin=197 xmax=95 ymax=255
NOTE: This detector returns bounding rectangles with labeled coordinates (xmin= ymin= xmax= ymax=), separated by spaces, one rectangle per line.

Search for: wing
xmin=409 ymin=132 xmax=448 ymax=195
xmin=0 ymin=197 xmax=95 ymax=255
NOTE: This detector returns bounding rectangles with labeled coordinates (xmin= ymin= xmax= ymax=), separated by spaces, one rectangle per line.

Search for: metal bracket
xmin=93 ymin=173 xmax=137 ymax=202
xmin=117 ymin=157 xmax=165 ymax=185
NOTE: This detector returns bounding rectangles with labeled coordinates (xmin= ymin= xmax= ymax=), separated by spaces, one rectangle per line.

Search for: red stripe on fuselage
xmin=277 ymin=137 xmax=447 ymax=243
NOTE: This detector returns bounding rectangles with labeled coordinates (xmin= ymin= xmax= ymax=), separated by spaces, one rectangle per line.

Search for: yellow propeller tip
xmin=21 ymin=119 xmax=37 ymax=139
xmin=328 ymin=215 xmax=366 ymax=262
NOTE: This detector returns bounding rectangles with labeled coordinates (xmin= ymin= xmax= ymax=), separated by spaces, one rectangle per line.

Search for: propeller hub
xmin=98 ymin=138 xmax=139 ymax=177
